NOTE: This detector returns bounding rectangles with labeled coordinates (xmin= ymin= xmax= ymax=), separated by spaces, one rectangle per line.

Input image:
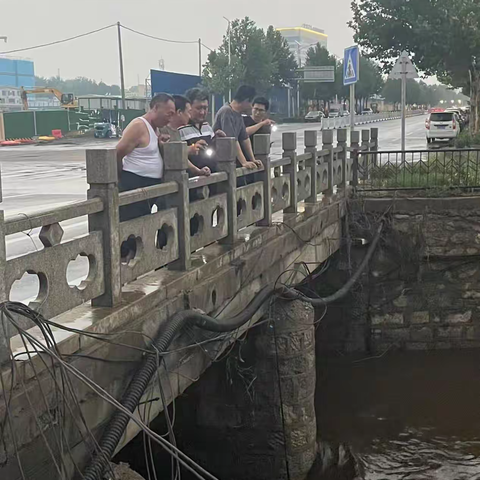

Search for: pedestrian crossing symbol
xmin=343 ymin=45 xmax=359 ymax=86
xmin=346 ymin=54 xmax=355 ymax=79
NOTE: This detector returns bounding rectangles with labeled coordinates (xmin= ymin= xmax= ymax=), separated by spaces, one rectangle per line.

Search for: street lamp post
xmin=223 ymin=17 xmax=232 ymax=102
xmin=116 ymin=22 xmax=126 ymax=111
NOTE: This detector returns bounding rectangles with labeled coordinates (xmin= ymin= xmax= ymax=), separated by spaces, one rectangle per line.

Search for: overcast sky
xmin=0 ymin=0 xmax=354 ymax=87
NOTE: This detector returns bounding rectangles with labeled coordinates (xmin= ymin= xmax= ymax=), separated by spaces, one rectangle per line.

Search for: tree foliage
xmin=35 ymin=76 xmax=120 ymax=96
xmin=350 ymin=0 xmax=480 ymax=130
xmin=302 ymin=45 xmax=337 ymax=105
xmin=356 ymin=57 xmax=384 ymax=105
xmin=202 ymin=17 xmax=297 ymax=97
xmin=382 ymin=79 xmax=468 ymax=108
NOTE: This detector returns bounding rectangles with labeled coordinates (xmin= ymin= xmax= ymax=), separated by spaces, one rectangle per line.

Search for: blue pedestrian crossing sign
xmin=343 ymin=45 xmax=359 ymax=86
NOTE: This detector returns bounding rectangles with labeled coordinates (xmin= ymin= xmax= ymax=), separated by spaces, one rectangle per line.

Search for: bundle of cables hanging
xmin=2 ymin=222 xmax=383 ymax=480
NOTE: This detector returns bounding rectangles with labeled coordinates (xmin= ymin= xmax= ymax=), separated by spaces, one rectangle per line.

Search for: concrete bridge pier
xmin=175 ymin=299 xmax=317 ymax=480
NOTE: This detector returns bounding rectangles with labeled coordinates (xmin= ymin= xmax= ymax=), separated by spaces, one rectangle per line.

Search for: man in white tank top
xmin=116 ymin=93 xmax=175 ymax=222
xmin=116 ymin=93 xmax=175 ymax=260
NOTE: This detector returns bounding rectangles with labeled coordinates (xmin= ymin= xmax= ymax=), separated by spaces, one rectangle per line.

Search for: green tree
xmin=202 ymin=17 xmax=297 ymax=97
xmin=355 ymin=57 xmax=384 ymax=111
xmin=302 ymin=45 xmax=337 ymax=109
xmin=350 ymin=0 xmax=480 ymax=131
xmin=35 ymin=76 xmax=121 ymax=96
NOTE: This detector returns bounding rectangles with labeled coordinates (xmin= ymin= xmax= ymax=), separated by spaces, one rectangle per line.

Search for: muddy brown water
xmin=315 ymin=349 xmax=480 ymax=480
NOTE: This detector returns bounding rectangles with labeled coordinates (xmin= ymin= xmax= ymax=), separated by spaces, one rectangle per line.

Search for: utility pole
xmin=350 ymin=83 xmax=355 ymax=133
xmin=389 ymin=51 xmax=418 ymax=152
xmin=117 ymin=22 xmax=126 ymax=110
xmin=198 ymin=38 xmax=202 ymax=77
xmin=400 ymin=57 xmax=407 ymax=152
xmin=223 ymin=17 xmax=232 ymax=102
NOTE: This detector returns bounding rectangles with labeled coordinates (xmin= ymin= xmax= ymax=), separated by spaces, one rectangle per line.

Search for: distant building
xmin=0 ymin=57 xmax=35 ymax=88
xmin=277 ymin=25 xmax=328 ymax=67
xmin=0 ymin=86 xmax=22 ymax=111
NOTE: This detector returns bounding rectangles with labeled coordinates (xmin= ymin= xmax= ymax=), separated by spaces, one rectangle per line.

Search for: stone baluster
xmin=337 ymin=128 xmax=347 ymax=192
xmin=216 ymin=137 xmax=238 ymax=245
xmin=282 ymin=132 xmax=298 ymax=213
xmin=163 ymin=142 xmax=191 ymax=271
xmin=361 ymin=129 xmax=370 ymax=150
xmin=371 ymin=127 xmax=379 ymax=152
xmin=305 ymin=130 xmax=318 ymax=204
xmin=371 ymin=127 xmax=379 ymax=168
xmin=361 ymin=129 xmax=371 ymax=181
xmin=322 ymin=129 xmax=334 ymax=201
xmin=86 ymin=149 xmax=121 ymax=307
xmin=350 ymin=130 xmax=360 ymax=187
xmin=254 ymin=134 xmax=272 ymax=227
xmin=0 ymin=165 xmax=8 ymax=364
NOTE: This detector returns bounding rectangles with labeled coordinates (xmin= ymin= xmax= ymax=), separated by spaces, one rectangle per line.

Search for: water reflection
xmin=315 ymin=350 xmax=480 ymax=479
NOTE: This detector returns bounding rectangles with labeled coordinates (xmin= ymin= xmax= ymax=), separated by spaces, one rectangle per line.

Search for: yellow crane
xmin=20 ymin=87 xmax=78 ymax=110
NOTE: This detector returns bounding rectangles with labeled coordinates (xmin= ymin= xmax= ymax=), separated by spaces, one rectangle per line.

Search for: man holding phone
xmin=179 ymin=88 xmax=225 ymax=174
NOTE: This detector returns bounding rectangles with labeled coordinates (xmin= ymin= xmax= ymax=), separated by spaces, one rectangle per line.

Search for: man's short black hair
xmin=233 ymin=85 xmax=256 ymax=103
xmin=253 ymin=96 xmax=270 ymax=111
xmin=150 ymin=93 xmax=174 ymax=109
xmin=172 ymin=94 xmax=190 ymax=112
xmin=185 ymin=87 xmax=209 ymax=104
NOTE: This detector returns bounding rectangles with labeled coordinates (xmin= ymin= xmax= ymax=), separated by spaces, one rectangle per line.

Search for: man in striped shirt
xmin=179 ymin=88 xmax=225 ymax=173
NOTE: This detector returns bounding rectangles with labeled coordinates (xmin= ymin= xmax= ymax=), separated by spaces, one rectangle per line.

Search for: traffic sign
xmin=343 ymin=45 xmax=359 ymax=85
xmin=301 ymin=66 xmax=335 ymax=83
xmin=389 ymin=51 xmax=418 ymax=80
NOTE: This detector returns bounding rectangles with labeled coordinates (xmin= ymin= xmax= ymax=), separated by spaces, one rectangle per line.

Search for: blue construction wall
xmin=0 ymin=58 xmax=35 ymax=87
xmin=151 ymin=70 xmax=201 ymax=96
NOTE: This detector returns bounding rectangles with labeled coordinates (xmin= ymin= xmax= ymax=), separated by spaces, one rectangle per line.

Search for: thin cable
xmin=5 ymin=320 xmax=216 ymax=480
xmin=120 ymin=25 xmax=198 ymax=45
xmin=0 ymin=24 xmax=116 ymax=55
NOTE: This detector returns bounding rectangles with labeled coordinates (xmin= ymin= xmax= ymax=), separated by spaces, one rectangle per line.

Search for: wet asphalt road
xmin=1 ymin=115 xmax=428 ymax=301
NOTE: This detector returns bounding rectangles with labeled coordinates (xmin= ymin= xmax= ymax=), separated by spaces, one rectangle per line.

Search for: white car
xmin=425 ymin=111 xmax=459 ymax=143
xmin=328 ymin=108 xmax=340 ymax=118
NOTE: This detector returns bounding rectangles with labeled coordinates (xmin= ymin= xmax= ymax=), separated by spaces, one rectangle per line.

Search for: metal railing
xmin=355 ymin=149 xmax=480 ymax=190
xmin=319 ymin=109 xmax=425 ymax=131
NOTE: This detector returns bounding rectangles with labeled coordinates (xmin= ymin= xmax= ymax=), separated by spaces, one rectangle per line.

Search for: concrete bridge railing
xmin=0 ymin=127 xmax=377 ymax=364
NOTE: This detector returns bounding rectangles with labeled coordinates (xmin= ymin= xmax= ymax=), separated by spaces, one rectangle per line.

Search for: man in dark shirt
xmin=243 ymin=96 xmax=275 ymax=154
xmin=213 ymin=85 xmax=262 ymax=170
xmin=179 ymin=88 xmax=225 ymax=173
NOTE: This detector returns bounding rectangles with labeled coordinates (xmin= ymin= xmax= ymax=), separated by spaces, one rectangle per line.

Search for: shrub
xmin=454 ymin=131 xmax=480 ymax=148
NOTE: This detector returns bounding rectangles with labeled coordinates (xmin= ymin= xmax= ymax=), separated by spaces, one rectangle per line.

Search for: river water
xmin=315 ymin=350 xmax=480 ymax=480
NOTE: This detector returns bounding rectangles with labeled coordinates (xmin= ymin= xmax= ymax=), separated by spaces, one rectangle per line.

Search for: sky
xmin=0 ymin=0 xmax=354 ymax=87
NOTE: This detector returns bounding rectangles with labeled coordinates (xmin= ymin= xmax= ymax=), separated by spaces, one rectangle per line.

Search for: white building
xmin=277 ymin=24 xmax=328 ymax=67
xmin=0 ymin=87 xmax=22 ymax=111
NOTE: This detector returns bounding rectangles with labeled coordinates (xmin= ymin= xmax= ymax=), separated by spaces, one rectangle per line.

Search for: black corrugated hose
xmin=83 ymin=222 xmax=383 ymax=480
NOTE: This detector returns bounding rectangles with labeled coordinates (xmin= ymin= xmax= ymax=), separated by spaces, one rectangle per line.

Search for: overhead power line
xmin=121 ymin=24 xmax=213 ymax=51
xmin=0 ymin=24 xmax=116 ymax=55
xmin=120 ymin=24 xmax=198 ymax=45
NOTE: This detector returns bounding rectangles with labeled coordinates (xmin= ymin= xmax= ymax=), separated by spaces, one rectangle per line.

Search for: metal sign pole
xmin=401 ymin=58 xmax=406 ymax=152
xmin=350 ymin=83 xmax=355 ymax=133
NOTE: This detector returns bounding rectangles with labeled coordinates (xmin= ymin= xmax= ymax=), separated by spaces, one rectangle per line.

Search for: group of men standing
xmin=116 ymin=85 xmax=275 ymax=222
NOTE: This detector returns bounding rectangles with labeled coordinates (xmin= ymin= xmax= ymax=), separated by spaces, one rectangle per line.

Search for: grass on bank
xmin=360 ymin=150 xmax=480 ymax=188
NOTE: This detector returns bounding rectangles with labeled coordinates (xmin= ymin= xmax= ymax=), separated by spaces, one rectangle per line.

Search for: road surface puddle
xmin=315 ymin=350 xmax=480 ymax=479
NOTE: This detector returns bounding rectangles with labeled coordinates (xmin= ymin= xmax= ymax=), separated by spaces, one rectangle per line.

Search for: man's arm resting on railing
xmin=236 ymin=141 xmax=257 ymax=170
xmin=241 ymin=138 xmax=262 ymax=168
xmin=115 ymin=122 xmax=143 ymax=178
